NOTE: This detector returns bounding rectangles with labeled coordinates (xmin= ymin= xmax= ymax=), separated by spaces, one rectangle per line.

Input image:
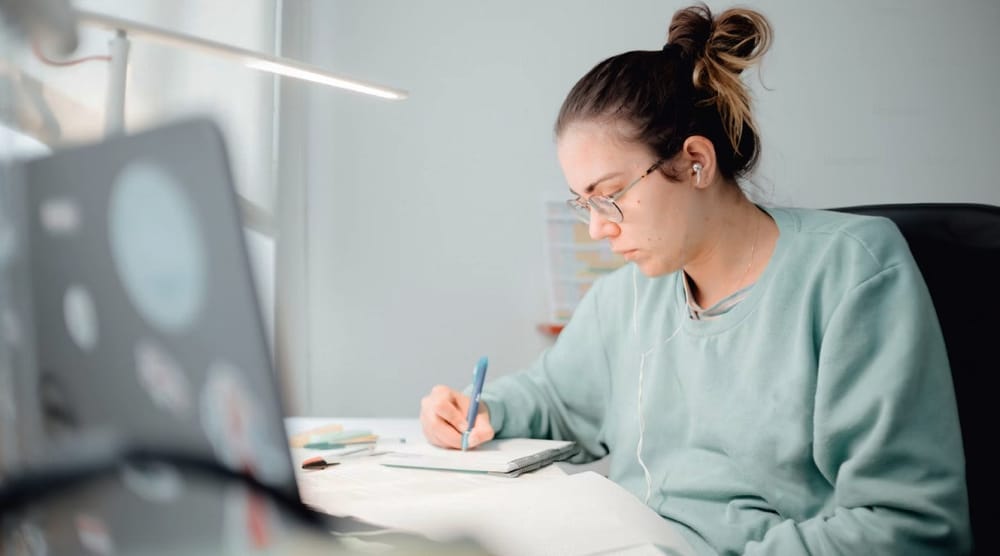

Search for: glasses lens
xmin=566 ymin=200 xmax=591 ymax=223
xmin=590 ymin=197 xmax=623 ymax=223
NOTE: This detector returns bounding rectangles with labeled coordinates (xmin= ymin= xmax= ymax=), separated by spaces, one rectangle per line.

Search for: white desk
xmin=285 ymin=417 xmax=611 ymax=475
xmin=285 ymin=417 xmax=567 ymax=516
xmin=284 ymin=417 xmax=694 ymax=556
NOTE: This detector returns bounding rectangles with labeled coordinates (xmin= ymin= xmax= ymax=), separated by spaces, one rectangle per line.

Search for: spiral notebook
xmin=380 ymin=438 xmax=579 ymax=477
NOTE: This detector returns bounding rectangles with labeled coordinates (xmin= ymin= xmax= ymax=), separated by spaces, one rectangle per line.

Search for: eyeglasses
xmin=566 ymin=159 xmax=664 ymax=224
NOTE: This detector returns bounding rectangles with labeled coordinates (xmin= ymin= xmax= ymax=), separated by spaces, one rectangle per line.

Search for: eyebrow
xmin=570 ymin=171 xmax=622 ymax=197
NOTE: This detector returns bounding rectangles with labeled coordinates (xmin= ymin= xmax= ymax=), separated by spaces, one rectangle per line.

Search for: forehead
xmin=557 ymin=122 xmax=652 ymax=194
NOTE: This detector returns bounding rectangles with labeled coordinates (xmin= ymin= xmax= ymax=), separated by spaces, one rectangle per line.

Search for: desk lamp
xmin=73 ymin=8 xmax=409 ymax=136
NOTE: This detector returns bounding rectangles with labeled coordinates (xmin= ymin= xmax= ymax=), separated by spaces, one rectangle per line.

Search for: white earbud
xmin=693 ymin=163 xmax=703 ymax=186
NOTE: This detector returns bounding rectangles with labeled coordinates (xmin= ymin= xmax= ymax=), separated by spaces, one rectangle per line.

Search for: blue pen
xmin=461 ymin=356 xmax=489 ymax=451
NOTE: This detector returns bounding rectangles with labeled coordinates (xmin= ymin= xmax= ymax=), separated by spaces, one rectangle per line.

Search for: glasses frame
xmin=566 ymin=159 xmax=665 ymax=224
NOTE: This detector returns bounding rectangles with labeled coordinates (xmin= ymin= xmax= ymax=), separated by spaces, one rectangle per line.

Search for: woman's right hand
xmin=419 ymin=385 xmax=494 ymax=449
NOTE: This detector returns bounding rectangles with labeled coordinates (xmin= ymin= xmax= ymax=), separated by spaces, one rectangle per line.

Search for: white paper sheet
xmin=311 ymin=470 xmax=696 ymax=556
xmin=294 ymin=449 xmax=564 ymax=518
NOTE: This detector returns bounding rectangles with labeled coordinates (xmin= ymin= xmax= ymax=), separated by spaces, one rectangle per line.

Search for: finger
xmin=465 ymin=411 xmax=495 ymax=449
xmin=426 ymin=414 xmax=464 ymax=449
xmin=435 ymin=390 xmax=471 ymax=433
xmin=421 ymin=386 xmax=465 ymax=431
xmin=421 ymin=389 xmax=454 ymax=445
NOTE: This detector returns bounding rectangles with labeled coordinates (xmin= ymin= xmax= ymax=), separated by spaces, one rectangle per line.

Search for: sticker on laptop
xmin=64 ymin=285 xmax=98 ymax=352
xmin=107 ymin=160 xmax=207 ymax=334
xmin=75 ymin=513 xmax=115 ymax=555
xmin=134 ymin=339 xmax=192 ymax=418
xmin=39 ymin=197 xmax=80 ymax=235
xmin=222 ymin=485 xmax=281 ymax=552
xmin=199 ymin=362 xmax=291 ymax=486
xmin=120 ymin=461 xmax=184 ymax=504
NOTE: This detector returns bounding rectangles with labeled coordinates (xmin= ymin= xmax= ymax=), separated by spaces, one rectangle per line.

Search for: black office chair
xmin=834 ymin=203 xmax=1000 ymax=555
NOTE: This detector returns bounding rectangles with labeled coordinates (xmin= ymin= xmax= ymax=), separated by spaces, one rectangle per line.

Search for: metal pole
xmin=104 ymin=29 xmax=129 ymax=135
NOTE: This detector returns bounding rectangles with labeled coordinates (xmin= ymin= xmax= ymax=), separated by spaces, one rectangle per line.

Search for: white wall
xmin=291 ymin=0 xmax=1000 ymax=416
xmin=16 ymin=0 xmax=278 ymax=208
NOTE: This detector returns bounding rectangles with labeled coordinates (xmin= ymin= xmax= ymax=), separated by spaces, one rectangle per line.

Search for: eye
xmin=599 ymin=184 xmax=626 ymax=199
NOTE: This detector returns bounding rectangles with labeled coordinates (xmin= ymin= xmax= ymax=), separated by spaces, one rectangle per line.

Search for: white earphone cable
xmin=632 ymin=265 xmax=682 ymax=505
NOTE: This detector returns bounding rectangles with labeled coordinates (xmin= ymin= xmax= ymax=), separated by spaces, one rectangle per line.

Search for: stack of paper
xmin=379 ymin=438 xmax=578 ymax=477
xmin=338 ymin=471 xmax=696 ymax=556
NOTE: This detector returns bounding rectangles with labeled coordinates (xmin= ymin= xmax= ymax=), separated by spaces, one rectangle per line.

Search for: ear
xmin=681 ymin=136 xmax=717 ymax=190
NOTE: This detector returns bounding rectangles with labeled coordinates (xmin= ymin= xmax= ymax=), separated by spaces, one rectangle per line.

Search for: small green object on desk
xmin=303 ymin=441 xmax=373 ymax=450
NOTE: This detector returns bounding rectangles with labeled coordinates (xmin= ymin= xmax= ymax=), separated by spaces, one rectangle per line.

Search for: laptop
xmin=1 ymin=118 xmax=469 ymax=554
xmin=20 ymin=117 xmax=296 ymax=493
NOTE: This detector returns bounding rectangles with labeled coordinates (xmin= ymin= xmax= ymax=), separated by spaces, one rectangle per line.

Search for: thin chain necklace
xmin=733 ymin=211 xmax=760 ymax=293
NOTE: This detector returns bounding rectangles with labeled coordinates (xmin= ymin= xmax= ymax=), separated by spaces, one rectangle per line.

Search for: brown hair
xmin=554 ymin=4 xmax=772 ymax=181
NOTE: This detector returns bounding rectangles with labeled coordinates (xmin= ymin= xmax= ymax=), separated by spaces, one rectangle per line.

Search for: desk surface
xmin=284 ymin=417 xmax=690 ymax=556
xmin=285 ymin=417 xmax=568 ymax=516
xmin=285 ymin=417 xmax=610 ymax=475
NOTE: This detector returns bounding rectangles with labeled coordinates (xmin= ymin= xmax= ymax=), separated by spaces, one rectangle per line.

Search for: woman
xmin=420 ymin=4 xmax=970 ymax=554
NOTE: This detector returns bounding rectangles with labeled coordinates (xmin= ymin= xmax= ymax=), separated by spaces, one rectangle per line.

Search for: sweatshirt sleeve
xmin=745 ymin=262 xmax=971 ymax=554
xmin=478 ymin=278 xmax=613 ymax=461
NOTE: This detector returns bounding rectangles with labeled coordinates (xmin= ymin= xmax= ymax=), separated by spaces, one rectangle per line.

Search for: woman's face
xmin=558 ymin=122 xmax=707 ymax=277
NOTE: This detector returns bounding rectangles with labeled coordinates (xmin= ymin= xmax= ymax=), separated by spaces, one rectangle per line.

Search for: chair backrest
xmin=834 ymin=203 xmax=1000 ymax=555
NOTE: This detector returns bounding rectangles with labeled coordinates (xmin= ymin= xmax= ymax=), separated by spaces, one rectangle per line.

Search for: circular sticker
xmin=199 ymin=362 xmax=290 ymax=486
xmin=120 ymin=462 xmax=183 ymax=503
xmin=75 ymin=514 xmax=115 ymax=556
xmin=222 ymin=485 xmax=280 ymax=552
xmin=64 ymin=285 xmax=98 ymax=352
xmin=39 ymin=198 xmax=80 ymax=235
xmin=134 ymin=339 xmax=192 ymax=418
xmin=107 ymin=161 xmax=207 ymax=333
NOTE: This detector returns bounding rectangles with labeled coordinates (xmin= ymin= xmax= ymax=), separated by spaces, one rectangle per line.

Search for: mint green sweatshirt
xmin=481 ymin=207 xmax=970 ymax=555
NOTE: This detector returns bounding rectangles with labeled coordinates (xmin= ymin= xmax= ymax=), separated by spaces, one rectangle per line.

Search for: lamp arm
xmin=76 ymin=8 xmax=408 ymax=101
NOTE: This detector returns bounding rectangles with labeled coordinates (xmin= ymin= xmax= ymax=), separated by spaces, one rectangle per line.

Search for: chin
xmin=635 ymin=259 xmax=675 ymax=278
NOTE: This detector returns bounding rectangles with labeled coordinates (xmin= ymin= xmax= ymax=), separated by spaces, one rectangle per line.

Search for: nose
xmin=588 ymin=211 xmax=620 ymax=241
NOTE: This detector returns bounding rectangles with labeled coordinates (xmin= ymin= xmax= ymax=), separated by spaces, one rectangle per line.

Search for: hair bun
xmin=666 ymin=3 xmax=772 ymax=156
xmin=666 ymin=4 xmax=713 ymax=60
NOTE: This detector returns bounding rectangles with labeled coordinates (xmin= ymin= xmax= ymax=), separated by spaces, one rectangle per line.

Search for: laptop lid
xmin=20 ymin=117 xmax=295 ymax=497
